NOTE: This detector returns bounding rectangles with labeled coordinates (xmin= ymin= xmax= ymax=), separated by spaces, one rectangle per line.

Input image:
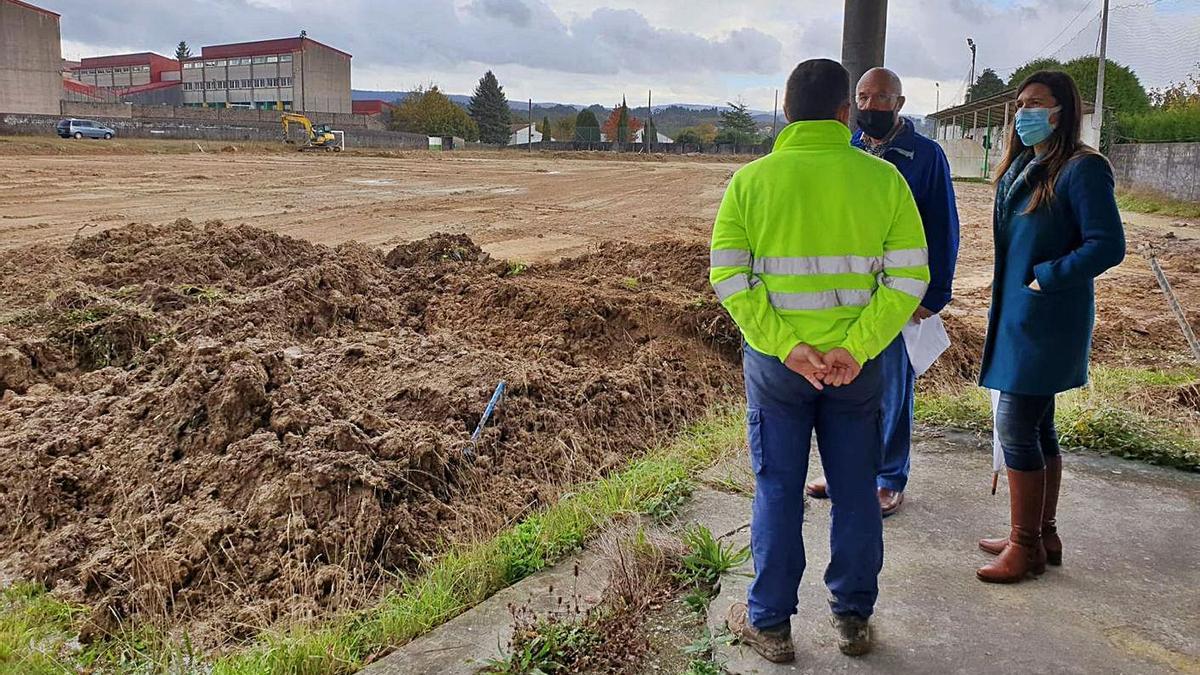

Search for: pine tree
xmin=468 ymin=71 xmax=513 ymax=145
xmin=575 ymin=109 xmax=601 ymax=142
xmin=717 ymin=99 xmax=759 ymax=144
xmin=540 ymin=115 xmax=552 ymax=142
xmin=175 ymin=41 xmax=192 ymax=63
xmin=967 ymin=68 xmax=1006 ymax=101
xmin=617 ymin=96 xmax=630 ymax=143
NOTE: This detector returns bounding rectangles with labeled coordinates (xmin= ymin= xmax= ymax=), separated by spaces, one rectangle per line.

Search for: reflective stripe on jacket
xmin=710 ymin=120 xmax=930 ymax=365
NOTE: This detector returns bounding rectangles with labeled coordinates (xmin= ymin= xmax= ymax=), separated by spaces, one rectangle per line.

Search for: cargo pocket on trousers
xmin=747 ymin=408 xmax=765 ymax=475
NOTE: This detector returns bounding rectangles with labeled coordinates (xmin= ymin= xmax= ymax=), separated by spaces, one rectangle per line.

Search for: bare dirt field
xmin=0 ymin=142 xmax=734 ymax=261
xmin=1 ymin=145 xmax=1197 ymax=654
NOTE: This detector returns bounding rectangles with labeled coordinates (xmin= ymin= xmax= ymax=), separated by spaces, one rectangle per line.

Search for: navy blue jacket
xmin=979 ymin=151 xmax=1126 ymax=396
xmin=853 ymin=118 xmax=960 ymax=313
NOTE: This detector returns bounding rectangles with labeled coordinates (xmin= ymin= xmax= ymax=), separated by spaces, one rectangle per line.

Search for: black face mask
xmin=857 ymin=108 xmax=897 ymax=140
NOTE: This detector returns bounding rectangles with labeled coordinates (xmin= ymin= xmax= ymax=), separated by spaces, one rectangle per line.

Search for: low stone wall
xmin=1109 ymin=142 xmax=1200 ymax=203
xmin=59 ymin=101 xmax=373 ymax=129
xmin=504 ymin=140 xmax=770 ymax=155
xmin=0 ymin=111 xmax=427 ymax=149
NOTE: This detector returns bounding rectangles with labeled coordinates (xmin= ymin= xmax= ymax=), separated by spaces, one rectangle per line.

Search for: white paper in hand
xmin=901 ymin=314 xmax=951 ymax=378
xmin=990 ymin=388 xmax=1004 ymax=474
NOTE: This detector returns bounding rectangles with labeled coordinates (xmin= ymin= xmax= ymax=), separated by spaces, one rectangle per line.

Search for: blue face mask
xmin=1014 ymin=105 xmax=1061 ymax=147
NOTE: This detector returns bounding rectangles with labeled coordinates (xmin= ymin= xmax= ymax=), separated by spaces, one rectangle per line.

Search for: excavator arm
xmin=281 ymin=113 xmax=316 ymax=143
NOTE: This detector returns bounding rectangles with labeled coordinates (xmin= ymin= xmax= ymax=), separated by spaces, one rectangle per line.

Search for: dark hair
xmin=784 ymin=59 xmax=850 ymax=122
xmin=994 ymin=70 xmax=1099 ymax=212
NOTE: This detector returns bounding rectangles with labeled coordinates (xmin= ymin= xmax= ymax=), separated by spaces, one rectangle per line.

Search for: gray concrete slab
xmin=706 ymin=429 xmax=1200 ymax=674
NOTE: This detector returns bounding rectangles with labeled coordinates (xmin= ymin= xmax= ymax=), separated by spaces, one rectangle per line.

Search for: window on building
xmin=280 ymin=54 xmax=293 ymax=62
xmin=204 ymin=61 xmax=217 ymax=67
xmin=252 ymin=56 xmax=268 ymax=64
xmin=266 ymin=56 xmax=278 ymax=63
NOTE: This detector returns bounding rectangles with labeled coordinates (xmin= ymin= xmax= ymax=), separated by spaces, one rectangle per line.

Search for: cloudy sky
xmin=39 ymin=0 xmax=1200 ymax=114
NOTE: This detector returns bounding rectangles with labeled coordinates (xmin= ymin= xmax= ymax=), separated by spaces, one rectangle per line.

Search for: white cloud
xmin=35 ymin=0 xmax=1200 ymax=111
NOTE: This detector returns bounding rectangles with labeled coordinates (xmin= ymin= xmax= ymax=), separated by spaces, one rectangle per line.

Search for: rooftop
xmin=198 ymin=37 xmax=351 ymax=60
xmin=77 ymin=52 xmax=176 ymax=69
xmin=929 ymin=87 xmax=1097 ymax=126
xmin=3 ymin=0 xmax=60 ymax=19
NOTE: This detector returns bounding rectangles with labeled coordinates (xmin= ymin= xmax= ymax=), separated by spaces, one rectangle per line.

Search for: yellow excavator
xmin=280 ymin=112 xmax=344 ymax=152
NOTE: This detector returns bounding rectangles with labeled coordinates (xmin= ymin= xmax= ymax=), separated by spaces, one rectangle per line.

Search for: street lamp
xmin=966 ymin=38 xmax=977 ymax=101
xmin=935 ymin=82 xmax=940 ymax=112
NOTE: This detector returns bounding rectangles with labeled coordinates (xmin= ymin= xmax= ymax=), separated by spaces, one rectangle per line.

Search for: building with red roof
xmin=352 ymin=99 xmax=397 ymax=118
xmin=1 ymin=0 xmax=63 ymax=114
xmin=181 ymin=36 xmax=351 ymax=113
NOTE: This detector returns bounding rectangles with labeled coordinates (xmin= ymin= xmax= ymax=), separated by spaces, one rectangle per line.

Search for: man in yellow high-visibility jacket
xmin=715 ymin=59 xmax=930 ymax=663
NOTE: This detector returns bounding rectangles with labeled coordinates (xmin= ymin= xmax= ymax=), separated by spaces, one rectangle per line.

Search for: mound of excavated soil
xmin=0 ymin=220 xmax=741 ymax=646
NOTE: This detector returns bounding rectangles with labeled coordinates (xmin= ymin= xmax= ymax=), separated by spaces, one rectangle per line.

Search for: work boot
xmin=805 ymin=475 xmax=828 ymax=499
xmin=977 ymin=468 xmax=1046 ymax=584
xmin=830 ymin=613 xmax=872 ymax=656
xmin=726 ymin=603 xmax=794 ymax=663
xmin=979 ymin=456 xmax=1062 ymax=567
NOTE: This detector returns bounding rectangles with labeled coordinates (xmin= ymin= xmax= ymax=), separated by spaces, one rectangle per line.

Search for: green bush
xmin=1115 ymin=103 xmax=1200 ymax=143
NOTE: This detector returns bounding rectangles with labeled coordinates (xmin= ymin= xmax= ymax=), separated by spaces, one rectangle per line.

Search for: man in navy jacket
xmin=806 ymin=67 xmax=961 ymax=516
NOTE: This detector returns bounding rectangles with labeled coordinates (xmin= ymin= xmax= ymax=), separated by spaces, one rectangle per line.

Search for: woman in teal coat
xmin=976 ymin=71 xmax=1126 ymax=584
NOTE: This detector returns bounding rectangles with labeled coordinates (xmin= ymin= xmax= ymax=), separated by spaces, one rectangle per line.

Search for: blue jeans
xmin=996 ymin=392 xmax=1061 ymax=471
xmin=878 ymin=336 xmax=915 ymax=492
xmin=743 ymin=346 xmax=884 ymax=628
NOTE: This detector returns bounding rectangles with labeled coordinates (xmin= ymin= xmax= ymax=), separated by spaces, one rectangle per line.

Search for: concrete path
xmin=364 ymin=428 xmax=1200 ymax=674
xmin=705 ymin=429 xmax=1200 ymax=674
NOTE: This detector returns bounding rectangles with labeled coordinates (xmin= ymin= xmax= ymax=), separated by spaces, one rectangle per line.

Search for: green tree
xmin=968 ymin=68 xmax=1006 ymax=101
xmin=390 ymin=86 xmax=480 ymax=141
xmin=539 ymin=115 xmax=553 ymax=141
xmin=617 ymin=99 xmax=631 ymax=143
xmin=1007 ymin=56 xmax=1150 ymax=115
xmin=1007 ymin=58 xmax=1063 ymax=87
xmin=574 ymin=109 xmax=601 ymax=142
xmin=717 ymin=99 xmax=759 ymax=144
xmin=675 ymin=127 xmax=702 ymax=145
xmin=468 ymin=71 xmax=513 ymax=145
xmin=175 ymin=41 xmax=192 ymax=63
xmin=553 ymin=115 xmax=576 ymax=143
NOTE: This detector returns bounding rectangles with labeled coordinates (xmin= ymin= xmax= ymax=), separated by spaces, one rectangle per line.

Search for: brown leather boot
xmin=977 ymin=467 xmax=1045 ymax=584
xmin=979 ymin=456 xmax=1062 ymax=568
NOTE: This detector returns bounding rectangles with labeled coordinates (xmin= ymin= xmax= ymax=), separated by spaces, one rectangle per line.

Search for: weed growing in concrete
xmin=644 ymin=477 xmax=694 ymax=522
xmin=676 ymin=525 xmax=750 ymax=613
xmin=682 ymin=628 xmax=734 ymax=674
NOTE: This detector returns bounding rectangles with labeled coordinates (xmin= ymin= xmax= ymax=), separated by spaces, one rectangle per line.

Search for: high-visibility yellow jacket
xmin=710 ymin=120 xmax=930 ymax=365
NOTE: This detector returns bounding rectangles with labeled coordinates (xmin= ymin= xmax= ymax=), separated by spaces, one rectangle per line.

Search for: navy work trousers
xmin=877 ymin=335 xmax=916 ymax=492
xmin=743 ymin=345 xmax=885 ymax=629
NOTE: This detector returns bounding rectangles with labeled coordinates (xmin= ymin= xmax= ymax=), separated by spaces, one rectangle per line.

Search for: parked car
xmin=56 ymin=119 xmax=116 ymax=140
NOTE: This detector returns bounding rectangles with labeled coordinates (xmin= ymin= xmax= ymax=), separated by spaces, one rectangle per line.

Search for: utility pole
xmin=935 ymin=82 xmax=940 ymax=112
xmin=966 ymin=38 xmax=977 ymax=101
xmin=647 ymin=89 xmax=652 ymax=153
xmin=771 ymin=89 xmax=779 ymax=139
xmin=841 ymin=0 xmax=888 ymax=130
xmin=1094 ymin=0 xmax=1110 ymax=135
xmin=528 ymin=98 xmax=532 ymax=153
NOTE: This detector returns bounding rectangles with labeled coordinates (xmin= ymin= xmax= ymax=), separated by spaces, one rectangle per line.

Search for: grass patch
xmin=916 ymin=366 xmax=1200 ymax=471
xmin=0 ymin=583 xmax=83 ymax=674
xmin=1116 ymin=189 xmax=1200 ymax=219
xmin=953 ymin=176 xmax=992 ymax=185
xmin=620 ymin=277 xmax=641 ymax=290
